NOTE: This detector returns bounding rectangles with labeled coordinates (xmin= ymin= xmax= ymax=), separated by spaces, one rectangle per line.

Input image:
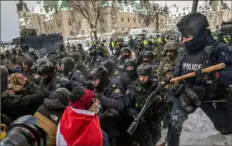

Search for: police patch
xmin=113 ymin=88 xmax=121 ymax=93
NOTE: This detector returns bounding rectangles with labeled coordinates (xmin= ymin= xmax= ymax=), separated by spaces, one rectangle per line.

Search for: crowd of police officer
xmin=1 ymin=12 xmax=232 ymax=146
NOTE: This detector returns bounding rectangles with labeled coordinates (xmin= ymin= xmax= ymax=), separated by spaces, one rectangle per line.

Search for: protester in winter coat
xmin=34 ymin=88 xmax=71 ymax=146
xmin=56 ymin=86 xmax=110 ymax=146
xmin=70 ymin=52 xmax=89 ymax=79
xmin=1 ymin=73 xmax=45 ymax=121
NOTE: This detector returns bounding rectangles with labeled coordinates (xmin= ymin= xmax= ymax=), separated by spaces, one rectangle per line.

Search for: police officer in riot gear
xmin=56 ymin=44 xmax=68 ymax=65
xmin=109 ymin=46 xmax=121 ymax=64
xmin=89 ymin=66 xmax=125 ymax=145
xmin=29 ymin=48 xmax=38 ymax=62
xmin=76 ymin=43 xmax=88 ymax=62
xmin=126 ymin=63 xmax=167 ymax=146
xmin=36 ymin=58 xmax=58 ymax=92
xmin=118 ymin=47 xmax=132 ymax=72
xmin=134 ymin=41 xmax=144 ymax=57
xmin=87 ymin=49 xmax=104 ymax=69
xmin=121 ymin=58 xmax=138 ymax=86
xmin=70 ymin=52 xmax=89 ymax=79
xmin=60 ymin=57 xmax=86 ymax=87
xmin=100 ymin=59 xmax=119 ymax=78
xmin=136 ymin=45 xmax=153 ymax=65
xmin=141 ymin=51 xmax=156 ymax=70
xmin=167 ymin=13 xmax=232 ymax=146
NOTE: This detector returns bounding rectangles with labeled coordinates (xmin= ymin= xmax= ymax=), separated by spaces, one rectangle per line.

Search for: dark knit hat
xmin=69 ymin=86 xmax=95 ymax=110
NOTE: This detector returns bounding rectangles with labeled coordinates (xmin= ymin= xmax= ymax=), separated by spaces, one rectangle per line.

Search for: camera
xmin=0 ymin=115 xmax=47 ymax=146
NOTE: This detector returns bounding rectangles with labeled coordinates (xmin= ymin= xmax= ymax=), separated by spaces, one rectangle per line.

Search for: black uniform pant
xmin=167 ymin=92 xmax=232 ymax=146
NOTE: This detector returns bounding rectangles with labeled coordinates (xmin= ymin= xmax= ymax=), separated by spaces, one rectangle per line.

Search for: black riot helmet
xmin=36 ymin=58 xmax=55 ymax=75
xmin=137 ymin=41 xmax=144 ymax=50
xmin=145 ymin=45 xmax=153 ymax=51
xmin=11 ymin=48 xmax=17 ymax=55
xmin=177 ymin=13 xmax=209 ymax=38
xmin=177 ymin=13 xmax=212 ymax=53
xmin=137 ymin=63 xmax=152 ymax=76
xmin=61 ymin=57 xmax=75 ymax=75
xmin=122 ymin=47 xmax=131 ymax=53
xmin=142 ymin=51 xmax=154 ymax=63
xmin=124 ymin=58 xmax=136 ymax=71
xmin=122 ymin=47 xmax=131 ymax=58
xmin=90 ymin=66 xmax=108 ymax=85
xmin=100 ymin=60 xmax=115 ymax=76
xmin=77 ymin=43 xmax=82 ymax=49
xmin=5 ymin=50 xmax=10 ymax=57
xmin=58 ymin=44 xmax=65 ymax=51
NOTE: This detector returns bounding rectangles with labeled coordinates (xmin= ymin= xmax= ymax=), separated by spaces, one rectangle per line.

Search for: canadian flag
xmin=56 ymin=106 xmax=103 ymax=146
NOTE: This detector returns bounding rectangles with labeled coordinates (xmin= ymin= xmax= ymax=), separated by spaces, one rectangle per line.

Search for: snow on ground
xmin=158 ymin=108 xmax=232 ymax=145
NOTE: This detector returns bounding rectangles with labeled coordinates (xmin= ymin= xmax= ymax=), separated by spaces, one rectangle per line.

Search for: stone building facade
xmin=17 ymin=0 xmax=171 ymax=39
xmin=17 ymin=0 xmax=231 ymax=39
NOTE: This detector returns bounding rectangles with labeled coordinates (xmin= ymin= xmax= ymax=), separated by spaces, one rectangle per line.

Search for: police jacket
xmin=1 ymin=83 xmax=45 ymax=121
xmin=173 ymin=41 xmax=232 ymax=98
xmin=121 ymin=72 xmax=137 ymax=86
xmin=88 ymin=55 xmax=104 ymax=69
xmin=39 ymin=72 xmax=58 ymax=92
xmin=97 ymin=78 xmax=125 ymax=113
xmin=66 ymin=70 xmax=87 ymax=86
xmin=126 ymin=78 xmax=166 ymax=121
xmin=74 ymin=62 xmax=89 ymax=79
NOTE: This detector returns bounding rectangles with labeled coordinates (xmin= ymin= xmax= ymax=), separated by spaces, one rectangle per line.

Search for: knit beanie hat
xmin=8 ymin=73 xmax=28 ymax=94
xmin=69 ymin=86 xmax=95 ymax=110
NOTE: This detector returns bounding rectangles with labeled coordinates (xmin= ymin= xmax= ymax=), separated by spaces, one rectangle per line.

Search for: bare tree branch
xmin=71 ymin=0 xmax=120 ymax=40
xmin=139 ymin=0 xmax=162 ymax=27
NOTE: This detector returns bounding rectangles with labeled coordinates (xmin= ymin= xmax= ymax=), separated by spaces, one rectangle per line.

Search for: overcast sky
xmin=1 ymin=1 xmax=231 ymax=42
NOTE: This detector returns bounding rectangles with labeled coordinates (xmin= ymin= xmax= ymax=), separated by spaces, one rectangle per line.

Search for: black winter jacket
xmin=1 ymin=83 xmax=45 ymax=121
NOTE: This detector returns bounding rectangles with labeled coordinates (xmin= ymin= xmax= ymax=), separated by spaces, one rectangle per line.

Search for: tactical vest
xmin=180 ymin=41 xmax=228 ymax=99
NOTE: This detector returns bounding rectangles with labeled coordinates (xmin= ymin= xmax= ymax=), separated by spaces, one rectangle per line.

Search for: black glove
xmin=185 ymin=88 xmax=201 ymax=106
xmin=179 ymin=92 xmax=197 ymax=114
xmin=195 ymin=68 xmax=209 ymax=81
